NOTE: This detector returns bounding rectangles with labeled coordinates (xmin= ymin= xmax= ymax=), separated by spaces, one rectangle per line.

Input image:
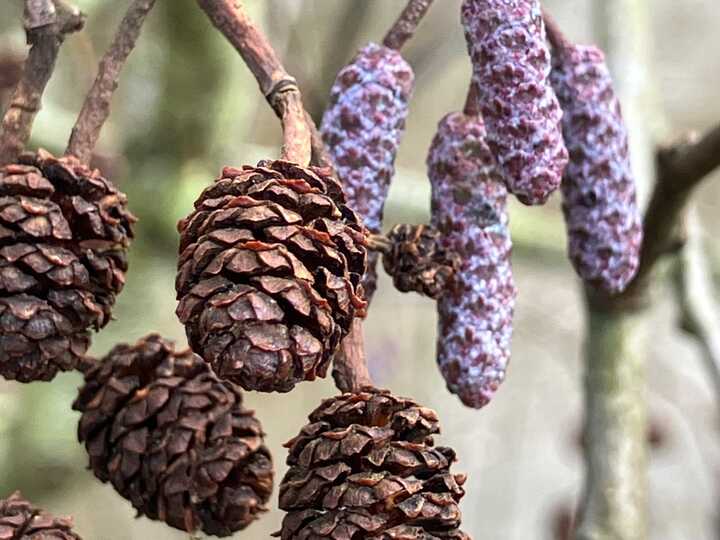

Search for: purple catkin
xmin=550 ymin=44 xmax=642 ymax=294
xmin=321 ymin=42 xmax=414 ymax=301
xmin=461 ymin=0 xmax=568 ymax=205
xmin=429 ymin=112 xmax=517 ymax=409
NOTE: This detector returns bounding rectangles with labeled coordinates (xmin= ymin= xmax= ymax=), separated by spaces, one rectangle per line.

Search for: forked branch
xmin=0 ymin=0 xmax=84 ymax=166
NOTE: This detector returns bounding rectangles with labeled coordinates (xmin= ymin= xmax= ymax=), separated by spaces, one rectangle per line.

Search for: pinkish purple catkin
xmin=550 ymin=44 xmax=642 ymax=294
xmin=430 ymin=112 xmax=517 ymax=409
xmin=461 ymin=0 xmax=568 ymax=205
xmin=321 ymin=42 xmax=414 ymax=301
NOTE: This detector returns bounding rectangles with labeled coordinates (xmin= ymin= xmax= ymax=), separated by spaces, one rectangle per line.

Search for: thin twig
xmin=332 ymin=318 xmax=373 ymax=393
xmin=65 ymin=0 xmax=157 ymax=165
xmin=671 ymin=209 xmax=720 ymax=416
xmin=463 ymin=80 xmax=480 ymax=117
xmin=195 ymin=0 xmax=311 ymax=166
xmin=382 ymin=0 xmax=435 ymax=51
xmin=541 ymin=8 xmax=571 ymax=51
xmin=0 ymin=0 xmax=84 ymax=166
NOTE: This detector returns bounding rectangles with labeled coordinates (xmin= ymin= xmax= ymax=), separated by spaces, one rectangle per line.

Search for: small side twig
xmin=0 ymin=0 xmax=84 ymax=166
xmin=66 ymin=0 xmax=157 ymax=165
xmin=671 ymin=209 xmax=720 ymax=416
xmin=196 ymin=0 xmax=311 ymax=166
xmin=382 ymin=0 xmax=435 ymax=51
xmin=541 ymin=8 xmax=572 ymax=51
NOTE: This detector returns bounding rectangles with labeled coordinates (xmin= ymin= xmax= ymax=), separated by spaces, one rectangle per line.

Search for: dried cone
xmin=0 ymin=150 xmax=135 ymax=382
xmin=382 ymin=224 xmax=461 ymax=299
xmin=176 ymin=160 xmax=367 ymax=393
xmin=278 ymin=387 xmax=469 ymax=539
xmin=430 ymin=112 xmax=516 ymax=409
xmin=321 ymin=42 xmax=414 ymax=301
xmin=73 ymin=334 xmax=273 ymax=537
xmin=461 ymin=0 xmax=568 ymax=205
xmin=0 ymin=491 xmax=82 ymax=539
xmin=549 ymin=44 xmax=642 ymax=293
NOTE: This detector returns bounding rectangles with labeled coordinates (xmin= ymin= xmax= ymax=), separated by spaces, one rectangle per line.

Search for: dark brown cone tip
xmin=0 ymin=491 xmax=82 ymax=539
xmin=0 ymin=150 xmax=135 ymax=382
xmin=176 ymin=160 xmax=367 ymax=393
xmin=73 ymin=334 xmax=273 ymax=537
xmin=382 ymin=224 xmax=461 ymax=299
xmin=277 ymin=387 xmax=470 ymax=539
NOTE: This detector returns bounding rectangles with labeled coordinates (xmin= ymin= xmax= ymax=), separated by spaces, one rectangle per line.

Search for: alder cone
xmin=382 ymin=224 xmax=460 ymax=299
xmin=321 ymin=42 xmax=414 ymax=302
xmin=176 ymin=160 xmax=367 ymax=393
xmin=73 ymin=334 xmax=273 ymax=537
xmin=0 ymin=491 xmax=82 ymax=539
xmin=0 ymin=150 xmax=135 ymax=382
xmin=277 ymin=387 xmax=469 ymax=539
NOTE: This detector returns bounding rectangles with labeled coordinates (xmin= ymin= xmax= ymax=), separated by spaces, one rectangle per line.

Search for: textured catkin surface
xmin=461 ymin=0 xmax=568 ymax=205
xmin=0 ymin=491 xmax=82 ymax=539
xmin=73 ymin=334 xmax=274 ymax=537
xmin=430 ymin=112 xmax=516 ymax=409
xmin=321 ymin=42 xmax=414 ymax=301
xmin=550 ymin=44 xmax=642 ymax=293
xmin=278 ymin=387 xmax=470 ymax=539
xmin=0 ymin=150 xmax=135 ymax=382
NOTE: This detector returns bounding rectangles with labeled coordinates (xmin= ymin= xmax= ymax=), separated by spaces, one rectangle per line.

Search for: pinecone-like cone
xmin=176 ymin=160 xmax=367 ymax=393
xmin=277 ymin=387 xmax=469 ymax=540
xmin=0 ymin=491 xmax=82 ymax=539
xmin=461 ymin=0 xmax=568 ymax=205
xmin=382 ymin=224 xmax=461 ymax=299
xmin=321 ymin=42 xmax=414 ymax=302
xmin=0 ymin=150 xmax=135 ymax=382
xmin=73 ymin=334 xmax=273 ymax=537
xmin=430 ymin=112 xmax=516 ymax=409
xmin=550 ymin=44 xmax=642 ymax=293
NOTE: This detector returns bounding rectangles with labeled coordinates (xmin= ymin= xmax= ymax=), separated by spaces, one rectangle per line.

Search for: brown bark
xmin=195 ymin=0 xmax=311 ymax=166
xmin=332 ymin=318 xmax=373 ymax=393
xmin=65 ymin=0 xmax=157 ymax=165
xmin=0 ymin=0 xmax=84 ymax=166
xmin=383 ymin=0 xmax=436 ymax=51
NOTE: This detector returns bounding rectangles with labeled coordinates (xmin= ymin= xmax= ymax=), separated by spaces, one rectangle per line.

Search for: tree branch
xmin=621 ymin=124 xmax=720 ymax=303
xmin=195 ymin=0 xmax=310 ymax=166
xmin=0 ymin=0 xmax=84 ymax=166
xmin=332 ymin=318 xmax=373 ymax=393
xmin=382 ymin=0 xmax=435 ymax=51
xmin=65 ymin=0 xmax=156 ymax=165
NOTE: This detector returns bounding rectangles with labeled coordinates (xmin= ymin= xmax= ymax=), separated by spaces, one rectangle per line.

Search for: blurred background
xmin=0 ymin=0 xmax=719 ymax=538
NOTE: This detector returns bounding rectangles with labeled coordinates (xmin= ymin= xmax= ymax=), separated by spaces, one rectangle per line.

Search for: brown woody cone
xmin=0 ymin=150 xmax=135 ymax=382
xmin=176 ymin=160 xmax=367 ymax=393
xmin=382 ymin=224 xmax=460 ymax=299
xmin=0 ymin=491 xmax=82 ymax=539
xmin=277 ymin=387 xmax=470 ymax=539
xmin=73 ymin=334 xmax=273 ymax=537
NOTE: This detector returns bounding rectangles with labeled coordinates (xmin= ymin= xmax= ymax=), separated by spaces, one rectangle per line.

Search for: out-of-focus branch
xmin=671 ymin=209 xmax=720 ymax=411
xmin=65 ymin=0 xmax=156 ymax=165
xmin=382 ymin=0 xmax=435 ymax=51
xmin=0 ymin=0 xmax=84 ymax=166
xmin=195 ymin=0 xmax=310 ymax=165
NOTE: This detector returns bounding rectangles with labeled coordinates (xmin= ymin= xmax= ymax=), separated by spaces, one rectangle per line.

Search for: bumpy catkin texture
xmin=73 ymin=335 xmax=273 ymax=537
xmin=550 ymin=44 xmax=642 ymax=293
xmin=277 ymin=387 xmax=469 ymax=539
xmin=321 ymin=42 xmax=414 ymax=301
xmin=0 ymin=150 xmax=135 ymax=382
xmin=176 ymin=161 xmax=367 ymax=393
xmin=430 ymin=112 xmax=516 ymax=409
xmin=0 ymin=491 xmax=82 ymax=539
xmin=461 ymin=0 xmax=568 ymax=205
